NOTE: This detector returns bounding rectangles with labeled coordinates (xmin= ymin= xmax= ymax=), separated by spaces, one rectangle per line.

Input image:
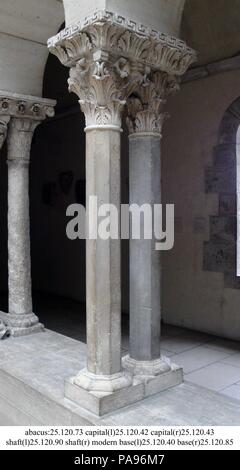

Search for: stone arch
xmin=204 ymin=97 xmax=240 ymax=287
xmin=0 ymin=1 xmax=65 ymax=97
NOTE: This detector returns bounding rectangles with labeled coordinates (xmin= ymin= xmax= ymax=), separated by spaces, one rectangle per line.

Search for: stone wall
xmin=204 ymin=99 xmax=240 ymax=289
xmin=162 ymin=69 xmax=240 ymax=340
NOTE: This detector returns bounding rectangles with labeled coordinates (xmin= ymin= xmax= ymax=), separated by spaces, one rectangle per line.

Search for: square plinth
xmin=65 ymin=378 xmax=145 ymax=416
xmin=65 ymin=365 xmax=183 ymax=416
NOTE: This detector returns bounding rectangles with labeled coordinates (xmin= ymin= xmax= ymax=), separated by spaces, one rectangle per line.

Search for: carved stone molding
xmin=0 ymin=92 xmax=56 ymax=121
xmin=126 ymin=71 xmax=178 ymax=135
xmin=48 ymin=10 xmax=197 ymax=76
xmin=48 ymin=11 xmax=196 ymax=129
xmin=68 ymin=51 xmax=146 ymax=128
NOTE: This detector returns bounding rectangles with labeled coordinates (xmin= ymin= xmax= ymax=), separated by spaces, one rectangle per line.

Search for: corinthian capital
xmin=68 ymin=50 xmax=145 ymax=128
xmin=48 ymin=10 xmax=197 ymax=129
xmin=126 ymin=71 xmax=178 ymax=135
xmin=48 ymin=11 xmax=197 ymax=76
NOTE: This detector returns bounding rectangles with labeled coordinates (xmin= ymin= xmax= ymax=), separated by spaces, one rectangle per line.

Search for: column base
xmin=0 ymin=312 xmax=44 ymax=337
xmin=122 ymin=355 xmax=183 ymax=398
xmin=64 ymin=368 xmax=145 ymax=416
xmin=122 ymin=355 xmax=172 ymax=376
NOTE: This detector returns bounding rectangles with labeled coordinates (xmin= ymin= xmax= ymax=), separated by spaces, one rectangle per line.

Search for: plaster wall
xmin=0 ymin=0 xmax=64 ymax=95
xmin=0 ymin=33 xmax=48 ymax=96
xmin=162 ymin=69 xmax=240 ymax=340
xmin=0 ymin=0 xmax=64 ymax=44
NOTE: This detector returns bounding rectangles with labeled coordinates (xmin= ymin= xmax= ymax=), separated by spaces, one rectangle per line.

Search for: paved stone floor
xmin=1 ymin=292 xmax=240 ymax=425
xmin=1 ymin=330 xmax=240 ymax=425
xmin=32 ymin=293 xmax=240 ymax=401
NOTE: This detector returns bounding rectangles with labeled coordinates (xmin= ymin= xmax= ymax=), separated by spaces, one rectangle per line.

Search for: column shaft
xmin=6 ymin=118 xmax=43 ymax=335
xmin=129 ymin=134 xmax=161 ymax=362
xmin=86 ymin=128 xmax=121 ymax=376
xmin=8 ymin=158 xmax=32 ymax=315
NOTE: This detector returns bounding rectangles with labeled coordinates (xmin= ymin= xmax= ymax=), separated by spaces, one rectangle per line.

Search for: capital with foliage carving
xmin=48 ymin=11 xmax=197 ymax=129
xmin=127 ymin=71 xmax=179 ymax=135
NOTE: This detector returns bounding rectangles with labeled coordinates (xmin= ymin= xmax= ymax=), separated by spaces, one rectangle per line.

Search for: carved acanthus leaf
xmin=79 ymin=100 xmax=125 ymax=128
xmin=65 ymin=33 xmax=92 ymax=61
xmin=126 ymin=71 xmax=176 ymax=134
xmin=117 ymin=30 xmax=152 ymax=61
xmin=48 ymin=45 xmax=69 ymax=66
xmin=68 ymin=54 xmax=146 ymax=128
xmin=48 ymin=14 xmax=197 ymax=76
xmin=150 ymin=44 xmax=195 ymax=76
xmin=86 ymin=23 xmax=120 ymax=51
xmin=48 ymin=13 xmax=196 ymax=128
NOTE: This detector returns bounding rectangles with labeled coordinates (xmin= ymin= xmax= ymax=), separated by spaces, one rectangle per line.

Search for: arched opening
xmin=203 ymin=97 xmax=240 ymax=288
xmin=30 ymin=32 xmax=87 ymax=340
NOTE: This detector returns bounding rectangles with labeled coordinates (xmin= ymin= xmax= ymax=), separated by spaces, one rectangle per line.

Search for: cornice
xmin=0 ymin=91 xmax=56 ymax=121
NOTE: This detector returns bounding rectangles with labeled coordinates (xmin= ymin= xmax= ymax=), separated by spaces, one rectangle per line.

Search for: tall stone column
xmin=123 ymin=73 xmax=179 ymax=381
xmin=69 ymin=64 xmax=131 ymax=390
xmin=56 ymin=45 xmax=146 ymax=416
xmin=48 ymin=11 xmax=196 ymax=414
xmin=6 ymin=118 xmax=42 ymax=336
xmin=0 ymin=93 xmax=55 ymax=336
xmin=0 ymin=116 xmax=10 ymax=339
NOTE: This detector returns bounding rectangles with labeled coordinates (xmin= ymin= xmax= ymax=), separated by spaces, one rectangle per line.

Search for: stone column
xmin=122 ymin=73 xmax=183 ymax=390
xmin=0 ymin=93 xmax=55 ymax=336
xmin=85 ymin=126 xmax=122 ymax=379
xmin=5 ymin=118 xmax=43 ymax=336
xmin=48 ymin=13 xmax=196 ymax=414
xmin=127 ymin=135 xmax=165 ymax=373
xmin=63 ymin=53 xmax=143 ymax=414
xmin=0 ymin=116 xmax=10 ymax=339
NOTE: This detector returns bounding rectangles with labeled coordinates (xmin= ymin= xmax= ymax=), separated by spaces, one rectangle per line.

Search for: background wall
xmin=162 ymin=68 xmax=240 ymax=340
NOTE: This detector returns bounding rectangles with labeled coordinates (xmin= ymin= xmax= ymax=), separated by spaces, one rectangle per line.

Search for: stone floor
xmin=1 ymin=292 xmax=240 ymax=425
xmin=1 ymin=330 xmax=240 ymax=425
xmin=34 ymin=293 xmax=240 ymax=401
